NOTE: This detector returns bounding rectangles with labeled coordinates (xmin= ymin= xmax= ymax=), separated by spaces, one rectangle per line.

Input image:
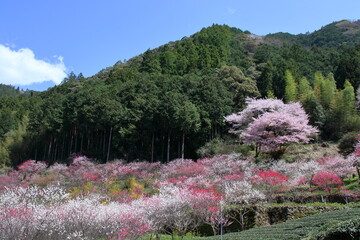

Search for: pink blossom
xmin=252 ymin=170 xmax=289 ymax=186
xmin=226 ymin=99 xmax=318 ymax=154
xmin=225 ymin=97 xmax=285 ymax=134
xmin=17 ymin=160 xmax=47 ymax=175
xmin=311 ymin=171 xmax=343 ymax=192
xmin=317 ymin=155 xmax=356 ymax=177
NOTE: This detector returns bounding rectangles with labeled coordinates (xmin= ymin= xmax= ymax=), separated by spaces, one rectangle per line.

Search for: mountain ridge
xmin=94 ymin=19 xmax=360 ymax=81
xmin=1 ymin=19 xmax=360 ymax=165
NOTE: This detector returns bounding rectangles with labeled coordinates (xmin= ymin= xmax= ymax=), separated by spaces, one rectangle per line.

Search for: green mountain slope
xmin=2 ymin=20 xmax=360 ymax=165
xmin=266 ymin=20 xmax=360 ymax=48
xmin=0 ymin=84 xmax=23 ymax=98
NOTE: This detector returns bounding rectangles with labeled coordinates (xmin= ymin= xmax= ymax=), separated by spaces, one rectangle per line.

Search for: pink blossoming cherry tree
xmin=225 ymin=98 xmax=318 ymax=158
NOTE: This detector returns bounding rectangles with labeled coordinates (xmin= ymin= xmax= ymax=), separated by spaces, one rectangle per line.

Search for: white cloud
xmin=0 ymin=44 xmax=67 ymax=85
xmin=227 ymin=7 xmax=237 ymax=15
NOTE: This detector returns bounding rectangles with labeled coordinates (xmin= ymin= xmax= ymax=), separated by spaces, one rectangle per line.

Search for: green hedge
xmin=306 ymin=218 xmax=360 ymax=240
xmin=200 ymin=207 xmax=360 ymax=240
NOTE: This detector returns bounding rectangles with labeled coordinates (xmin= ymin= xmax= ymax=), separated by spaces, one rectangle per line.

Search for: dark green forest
xmin=1 ymin=20 xmax=360 ymax=167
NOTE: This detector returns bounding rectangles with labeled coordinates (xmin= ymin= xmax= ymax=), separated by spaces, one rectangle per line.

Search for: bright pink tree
xmin=251 ymin=170 xmax=289 ymax=198
xmin=254 ymin=170 xmax=289 ymax=186
xmin=311 ymin=171 xmax=343 ymax=192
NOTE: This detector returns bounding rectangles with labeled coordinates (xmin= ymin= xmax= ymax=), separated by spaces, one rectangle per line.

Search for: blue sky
xmin=0 ymin=0 xmax=359 ymax=90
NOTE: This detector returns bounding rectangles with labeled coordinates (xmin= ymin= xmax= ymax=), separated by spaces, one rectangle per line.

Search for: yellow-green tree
xmin=320 ymin=73 xmax=337 ymax=109
xmin=284 ymin=70 xmax=298 ymax=103
xmin=297 ymin=77 xmax=312 ymax=103
xmin=313 ymin=71 xmax=325 ymax=100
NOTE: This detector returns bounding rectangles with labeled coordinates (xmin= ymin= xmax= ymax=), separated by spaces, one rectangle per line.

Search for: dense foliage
xmin=204 ymin=208 xmax=360 ymax=240
xmin=1 ymin=20 xmax=360 ymax=165
xmin=0 ymin=84 xmax=26 ymax=98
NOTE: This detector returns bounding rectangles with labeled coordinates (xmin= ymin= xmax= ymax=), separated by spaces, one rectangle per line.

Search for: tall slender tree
xmin=284 ymin=70 xmax=297 ymax=103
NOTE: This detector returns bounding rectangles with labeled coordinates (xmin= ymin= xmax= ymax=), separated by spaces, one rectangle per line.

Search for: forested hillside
xmin=1 ymin=20 xmax=360 ymax=166
xmin=0 ymin=84 xmax=25 ymax=98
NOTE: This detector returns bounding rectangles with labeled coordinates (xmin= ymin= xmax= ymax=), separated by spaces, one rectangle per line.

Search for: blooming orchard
xmin=0 ymin=151 xmax=358 ymax=239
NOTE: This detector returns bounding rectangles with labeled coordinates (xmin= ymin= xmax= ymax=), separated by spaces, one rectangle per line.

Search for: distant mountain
xmin=0 ymin=81 xmax=56 ymax=97
xmin=265 ymin=20 xmax=360 ymax=47
xmin=92 ymin=20 xmax=360 ymax=97
xmin=0 ymin=84 xmax=25 ymax=98
xmin=15 ymin=80 xmax=57 ymax=92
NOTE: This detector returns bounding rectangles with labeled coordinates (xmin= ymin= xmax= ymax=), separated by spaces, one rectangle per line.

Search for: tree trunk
xmin=52 ymin=138 xmax=57 ymax=163
xmin=69 ymin=132 xmax=73 ymax=155
xmin=255 ymin=143 xmax=261 ymax=157
xmin=61 ymin=134 xmax=65 ymax=161
xmin=80 ymin=132 xmax=84 ymax=153
xmin=48 ymin=136 xmax=52 ymax=160
xmin=151 ymin=133 xmax=154 ymax=162
xmin=161 ymin=135 xmax=165 ymax=162
xmin=181 ymin=133 xmax=185 ymax=159
xmin=43 ymin=142 xmax=46 ymax=160
xmin=87 ymin=128 xmax=90 ymax=151
xmin=106 ymin=127 xmax=113 ymax=162
xmin=239 ymin=211 xmax=245 ymax=230
xmin=167 ymin=132 xmax=171 ymax=163
xmin=178 ymin=137 xmax=181 ymax=158
xmin=74 ymin=126 xmax=78 ymax=153
xmin=102 ymin=130 xmax=107 ymax=159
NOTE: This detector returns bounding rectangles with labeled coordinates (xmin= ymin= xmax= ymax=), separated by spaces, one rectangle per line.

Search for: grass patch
xmin=280 ymin=142 xmax=339 ymax=162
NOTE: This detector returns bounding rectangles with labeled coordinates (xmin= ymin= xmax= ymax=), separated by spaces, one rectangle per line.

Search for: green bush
xmin=306 ymin=218 xmax=360 ymax=240
xmin=344 ymin=176 xmax=359 ymax=185
xmin=196 ymin=138 xmax=253 ymax=158
xmin=338 ymin=131 xmax=359 ymax=156
xmin=196 ymin=138 xmax=224 ymax=158
xmin=200 ymin=207 xmax=360 ymax=240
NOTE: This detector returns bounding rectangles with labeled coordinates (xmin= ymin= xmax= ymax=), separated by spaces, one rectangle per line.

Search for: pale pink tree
xmin=223 ymin=180 xmax=265 ymax=231
xmin=271 ymin=160 xmax=321 ymax=187
xmin=316 ymin=155 xmax=357 ymax=178
xmin=224 ymin=180 xmax=265 ymax=204
xmin=352 ymin=134 xmax=360 ymax=179
xmin=225 ymin=97 xmax=285 ymax=135
xmin=226 ymin=99 xmax=318 ymax=158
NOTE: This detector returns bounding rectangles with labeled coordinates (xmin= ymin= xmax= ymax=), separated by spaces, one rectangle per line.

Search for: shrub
xmin=306 ymin=218 xmax=360 ymax=240
xmin=196 ymin=138 xmax=224 ymax=158
xmin=338 ymin=131 xmax=359 ymax=156
xmin=31 ymin=173 xmax=60 ymax=187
